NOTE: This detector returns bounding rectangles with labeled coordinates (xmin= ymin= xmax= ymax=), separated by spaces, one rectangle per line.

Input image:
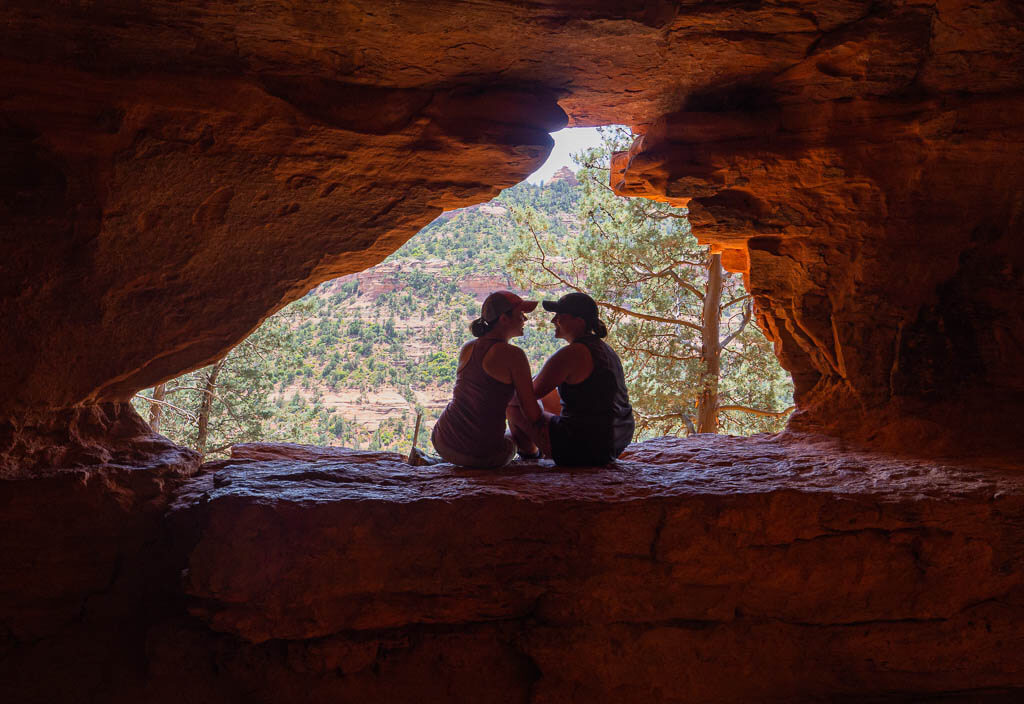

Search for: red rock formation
xmin=610 ymin=5 xmax=1024 ymax=454
xmin=2 ymin=2 xmax=1024 ymax=702
xmin=546 ymin=166 xmax=579 ymax=187
xmin=0 ymin=405 xmax=199 ymax=703
xmin=0 ymin=402 xmax=198 ymax=479
xmin=325 ymin=261 xmax=509 ymax=302
xmin=4 ymin=435 xmax=1021 ymax=702
xmin=2 ymin=2 xmax=1021 ymax=457
xmin=151 ymin=436 xmax=1024 ymax=702
xmin=0 ymin=60 xmax=565 ymax=418
xmin=1 ymin=0 xmax=1015 ymax=449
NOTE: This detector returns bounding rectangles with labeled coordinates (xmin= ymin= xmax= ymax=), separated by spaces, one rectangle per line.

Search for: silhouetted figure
xmin=431 ymin=291 xmax=543 ymax=468
xmin=508 ymin=292 xmax=634 ymax=465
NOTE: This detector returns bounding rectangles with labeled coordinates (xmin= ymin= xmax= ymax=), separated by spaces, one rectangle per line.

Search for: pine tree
xmin=507 ymin=127 xmax=793 ymax=437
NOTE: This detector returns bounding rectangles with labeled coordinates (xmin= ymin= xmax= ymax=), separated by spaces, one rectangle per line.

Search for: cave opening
xmin=129 ymin=126 xmax=793 ymax=460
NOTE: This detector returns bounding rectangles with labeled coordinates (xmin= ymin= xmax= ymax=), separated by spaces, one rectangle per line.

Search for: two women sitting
xmin=430 ymin=290 xmax=635 ymax=468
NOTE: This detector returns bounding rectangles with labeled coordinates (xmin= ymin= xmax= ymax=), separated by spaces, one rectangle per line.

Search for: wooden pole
xmin=407 ymin=412 xmax=423 ymax=464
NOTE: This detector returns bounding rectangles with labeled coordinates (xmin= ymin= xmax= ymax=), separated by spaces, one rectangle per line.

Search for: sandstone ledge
xmin=168 ymin=435 xmax=1024 ymax=702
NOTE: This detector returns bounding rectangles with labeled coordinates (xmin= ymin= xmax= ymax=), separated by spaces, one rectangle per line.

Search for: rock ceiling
xmin=1 ymin=0 xmax=1022 ymax=453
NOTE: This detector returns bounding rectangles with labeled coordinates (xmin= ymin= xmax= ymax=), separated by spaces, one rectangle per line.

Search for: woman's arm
xmin=508 ymin=347 xmax=542 ymax=424
xmin=532 ymin=346 xmax=574 ymax=399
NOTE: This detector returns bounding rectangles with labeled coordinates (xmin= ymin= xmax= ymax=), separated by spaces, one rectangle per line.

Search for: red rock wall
xmin=8 ymin=436 xmax=1024 ymax=703
xmin=0 ymin=405 xmax=199 ymax=703
xmin=611 ymin=4 xmax=1024 ymax=452
xmin=0 ymin=58 xmax=564 ymax=415
xmin=2 ymin=6 xmax=1023 ymax=702
xmin=4 ymin=0 xmax=1019 ymax=456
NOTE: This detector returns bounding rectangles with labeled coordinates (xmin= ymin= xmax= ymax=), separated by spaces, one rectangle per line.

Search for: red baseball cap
xmin=481 ymin=290 xmax=538 ymax=323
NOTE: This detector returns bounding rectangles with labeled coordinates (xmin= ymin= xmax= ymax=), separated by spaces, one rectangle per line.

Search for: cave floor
xmin=188 ymin=432 xmax=1024 ymax=506
xmin=158 ymin=434 xmax=1024 ymax=702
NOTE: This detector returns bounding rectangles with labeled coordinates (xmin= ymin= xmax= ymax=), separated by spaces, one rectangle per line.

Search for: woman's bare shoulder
xmin=456 ymin=340 xmax=476 ymax=369
xmin=484 ymin=340 xmax=527 ymax=363
xmin=566 ymin=341 xmax=593 ymax=359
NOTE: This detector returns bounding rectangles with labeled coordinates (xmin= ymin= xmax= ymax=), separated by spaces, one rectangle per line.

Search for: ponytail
xmin=589 ymin=318 xmax=608 ymax=338
xmin=471 ymin=317 xmax=495 ymax=337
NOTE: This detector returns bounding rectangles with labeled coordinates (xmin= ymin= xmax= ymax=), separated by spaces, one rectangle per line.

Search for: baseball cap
xmin=542 ymin=292 xmax=599 ymax=321
xmin=481 ymin=290 xmax=538 ymax=323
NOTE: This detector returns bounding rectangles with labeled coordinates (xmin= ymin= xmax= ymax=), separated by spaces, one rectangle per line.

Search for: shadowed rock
xmin=156 ymin=435 xmax=1024 ymax=702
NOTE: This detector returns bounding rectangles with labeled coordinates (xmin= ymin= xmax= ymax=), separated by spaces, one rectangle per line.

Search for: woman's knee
xmin=540 ymin=389 xmax=561 ymax=415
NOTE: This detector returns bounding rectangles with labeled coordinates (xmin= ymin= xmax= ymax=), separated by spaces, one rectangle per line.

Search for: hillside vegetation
xmin=135 ymin=170 xmax=792 ymax=457
xmin=135 ymin=180 xmax=581 ymax=454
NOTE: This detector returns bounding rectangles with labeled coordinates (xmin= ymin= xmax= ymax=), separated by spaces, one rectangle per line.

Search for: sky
xmin=525 ymin=126 xmax=605 ymax=184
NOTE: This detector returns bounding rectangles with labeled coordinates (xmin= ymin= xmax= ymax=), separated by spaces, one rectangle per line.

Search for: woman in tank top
xmin=507 ymin=292 xmax=635 ymax=466
xmin=431 ymin=291 xmax=544 ymax=468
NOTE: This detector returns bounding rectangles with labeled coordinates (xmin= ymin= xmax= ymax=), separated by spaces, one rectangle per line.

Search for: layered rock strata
xmin=152 ymin=436 xmax=1024 ymax=703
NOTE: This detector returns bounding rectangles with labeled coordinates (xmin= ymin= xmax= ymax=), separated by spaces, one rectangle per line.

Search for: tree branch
xmin=717 ymin=404 xmax=796 ymax=418
xmin=722 ymin=294 xmax=751 ymax=311
xmin=599 ymin=300 xmax=704 ymax=331
xmin=719 ymin=300 xmax=753 ymax=351
xmin=163 ymin=384 xmax=218 ymax=397
xmin=525 ymin=218 xmax=703 ymax=332
xmin=665 ymin=269 xmax=707 ymax=299
xmin=620 ymin=344 xmax=701 ymax=362
xmin=635 ymin=410 xmax=698 ymax=435
xmin=132 ymin=394 xmax=198 ymax=422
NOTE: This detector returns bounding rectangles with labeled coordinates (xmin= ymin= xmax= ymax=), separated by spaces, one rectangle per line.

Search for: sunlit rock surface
xmin=153 ymin=436 xmax=1024 ymax=702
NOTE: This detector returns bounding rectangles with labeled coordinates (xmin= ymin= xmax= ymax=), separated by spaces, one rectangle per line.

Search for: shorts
xmin=431 ymin=427 xmax=516 ymax=469
xmin=548 ymin=416 xmax=619 ymax=467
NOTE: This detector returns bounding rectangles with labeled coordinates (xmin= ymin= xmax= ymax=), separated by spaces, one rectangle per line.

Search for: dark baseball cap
xmin=542 ymin=292 xmax=599 ymax=320
xmin=481 ymin=290 xmax=538 ymax=323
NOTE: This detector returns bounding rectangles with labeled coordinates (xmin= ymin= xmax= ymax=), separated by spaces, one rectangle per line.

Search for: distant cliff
xmin=546 ymin=165 xmax=579 ymax=187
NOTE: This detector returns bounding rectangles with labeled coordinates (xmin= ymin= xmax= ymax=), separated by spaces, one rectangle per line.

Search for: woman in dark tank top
xmin=431 ymin=291 xmax=544 ymax=468
xmin=507 ymin=292 xmax=635 ymax=466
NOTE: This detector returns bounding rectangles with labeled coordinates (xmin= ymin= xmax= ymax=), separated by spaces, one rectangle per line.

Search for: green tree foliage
xmin=131 ymin=183 xmax=575 ymax=455
xmin=134 ymin=136 xmax=792 ymax=456
xmin=132 ymin=302 xmax=313 ymax=458
xmin=507 ymin=127 xmax=794 ymax=437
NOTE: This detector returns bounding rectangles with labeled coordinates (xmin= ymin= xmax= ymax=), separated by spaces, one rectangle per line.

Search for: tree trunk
xmin=148 ymin=383 xmax=166 ymax=433
xmin=195 ymin=360 xmax=224 ymax=459
xmin=697 ymin=253 xmax=723 ymax=433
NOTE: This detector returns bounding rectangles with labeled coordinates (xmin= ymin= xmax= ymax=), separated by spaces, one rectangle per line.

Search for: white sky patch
xmin=525 ymin=126 xmax=606 ymax=184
